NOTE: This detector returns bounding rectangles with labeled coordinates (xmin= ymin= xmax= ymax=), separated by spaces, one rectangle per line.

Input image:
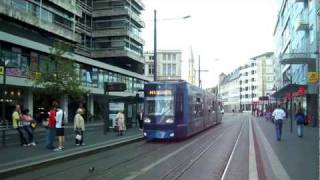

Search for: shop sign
xmin=6 ymin=68 xmax=23 ymax=77
xmin=308 ymin=72 xmax=318 ymax=83
xmin=284 ymin=86 xmax=306 ymax=100
xmin=0 ymin=66 xmax=3 ymax=75
xmin=105 ymin=83 xmax=126 ymax=92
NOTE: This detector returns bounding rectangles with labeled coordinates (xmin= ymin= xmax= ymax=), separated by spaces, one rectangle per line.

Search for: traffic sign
xmin=308 ymin=72 xmax=318 ymax=83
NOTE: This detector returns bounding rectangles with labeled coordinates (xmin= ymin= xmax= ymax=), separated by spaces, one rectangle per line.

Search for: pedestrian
xmin=46 ymin=102 xmax=57 ymax=150
xmin=74 ymin=108 xmax=85 ymax=146
xmin=272 ymin=105 xmax=286 ymax=141
xmin=116 ymin=111 xmax=126 ymax=136
xmin=12 ymin=104 xmax=27 ymax=147
xmin=137 ymin=109 xmax=144 ymax=130
xmin=21 ymin=109 xmax=36 ymax=146
xmin=265 ymin=108 xmax=272 ymax=122
xmin=294 ymin=108 xmax=305 ymax=137
xmin=54 ymin=106 xmax=65 ymax=151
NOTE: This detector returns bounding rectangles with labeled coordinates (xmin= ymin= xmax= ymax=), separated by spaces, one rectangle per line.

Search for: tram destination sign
xmin=104 ymin=82 xmax=126 ymax=92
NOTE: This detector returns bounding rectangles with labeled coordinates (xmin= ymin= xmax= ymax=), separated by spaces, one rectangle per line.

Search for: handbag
xmin=75 ymin=134 xmax=82 ymax=140
xmin=30 ymin=121 xmax=37 ymax=129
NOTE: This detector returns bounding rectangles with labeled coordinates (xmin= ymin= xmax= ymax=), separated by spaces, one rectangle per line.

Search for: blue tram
xmin=143 ymin=80 xmax=222 ymax=139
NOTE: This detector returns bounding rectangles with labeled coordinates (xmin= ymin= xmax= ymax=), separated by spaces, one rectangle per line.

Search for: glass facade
xmin=0 ymin=48 xmax=146 ymax=94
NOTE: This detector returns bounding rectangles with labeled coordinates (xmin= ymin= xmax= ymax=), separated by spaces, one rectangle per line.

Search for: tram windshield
xmin=145 ymin=96 xmax=174 ymax=116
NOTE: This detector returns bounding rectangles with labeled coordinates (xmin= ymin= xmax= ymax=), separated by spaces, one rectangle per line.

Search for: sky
xmin=141 ymin=0 xmax=280 ymax=88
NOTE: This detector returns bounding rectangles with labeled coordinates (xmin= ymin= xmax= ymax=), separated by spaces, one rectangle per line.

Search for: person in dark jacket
xmin=294 ymin=108 xmax=306 ymax=137
xmin=137 ymin=109 xmax=144 ymax=130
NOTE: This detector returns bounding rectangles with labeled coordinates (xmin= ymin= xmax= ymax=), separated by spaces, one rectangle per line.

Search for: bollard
xmin=2 ymin=129 xmax=5 ymax=146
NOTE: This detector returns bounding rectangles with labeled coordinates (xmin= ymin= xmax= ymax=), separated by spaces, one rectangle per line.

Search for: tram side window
xmin=195 ymin=97 xmax=203 ymax=117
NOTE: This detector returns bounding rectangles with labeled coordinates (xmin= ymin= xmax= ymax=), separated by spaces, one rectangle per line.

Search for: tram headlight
xmin=144 ymin=118 xmax=151 ymax=123
xmin=165 ymin=118 xmax=174 ymax=124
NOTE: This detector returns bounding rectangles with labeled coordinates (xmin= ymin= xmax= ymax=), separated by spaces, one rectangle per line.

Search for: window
xmin=245 ymin=72 xmax=248 ymax=76
xmin=167 ymin=64 xmax=172 ymax=76
xmin=245 ymin=80 xmax=248 ymax=83
xmin=172 ymin=64 xmax=176 ymax=76
xmin=163 ymin=54 xmax=167 ymax=60
xmin=245 ymin=94 xmax=249 ymax=98
xmin=251 ymin=70 xmax=255 ymax=74
xmin=149 ymin=56 xmax=154 ymax=60
xmin=162 ymin=64 xmax=166 ymax=76
xmin=168 ymin=54 xmax=171 ymax=61
xmin=172 ymin=54 xmax=176 ymax=61
xmin=148 ymin=64 xmax=154 ymax=75
xmin=252 ymin=78 xmax=255 ymax=82
xmin=245 ymin=87 xmax=248 ymax=91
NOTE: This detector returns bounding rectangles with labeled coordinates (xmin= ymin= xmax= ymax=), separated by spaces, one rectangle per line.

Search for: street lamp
xmin=153 ymin=10 xmax=191 ymax=81
xmin=197 ymin=55 xmax=209 ymax=88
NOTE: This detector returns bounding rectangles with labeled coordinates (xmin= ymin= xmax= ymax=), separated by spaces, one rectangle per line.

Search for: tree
xmin=31 ymin=41 xmax=88 ymax=100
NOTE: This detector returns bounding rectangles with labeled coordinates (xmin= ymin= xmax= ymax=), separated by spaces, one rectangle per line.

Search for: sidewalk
xmin=1 ymin=122 xmax=104 ymax=147
xmin=252 ymin=116 xmax=318 ymax=180
xmin=0 ymin=126 xmax=143 ymax=178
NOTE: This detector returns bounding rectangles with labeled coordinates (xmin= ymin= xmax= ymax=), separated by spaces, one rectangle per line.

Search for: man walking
xmin=272 ymin=105 xmax=286 ymax=141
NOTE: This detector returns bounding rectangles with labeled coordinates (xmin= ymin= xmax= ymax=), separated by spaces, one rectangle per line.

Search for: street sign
xmin=104 ymin=82 xmax=126 ymax=92
xmin=0 ymin=66 xmax=3 ymax=75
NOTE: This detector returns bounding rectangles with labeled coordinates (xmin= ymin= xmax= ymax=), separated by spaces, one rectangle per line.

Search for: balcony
xmin=280 ymin=53 xmax=317 ymax=65
xmin=132 ymin=0 xmax=145 ymax=10
xmin=76 ymin=22 xmax=92 ymax=35
xmin=77 ymin=0 xmax=92 ymax=14
xmin=295 ymin=13 xmax=309 ymax=31
xmin=0 ymin=1 xmax=81 ymax=43
xmin=91 ymin=48 xmax=144 ymax=64
xmin=48 ymin=0 xmax=82 ymax=16
xmin=93 ymin=8 xmax=145 ymax=28
xmin=92 ymin=28 xmax=145 ymax=45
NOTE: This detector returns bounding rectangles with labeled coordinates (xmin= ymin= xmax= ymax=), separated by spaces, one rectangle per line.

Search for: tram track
xmin=158 ymin=118 xmax=246 ymax=180
xmin=218 ymin=118 xmax=247 ymax=180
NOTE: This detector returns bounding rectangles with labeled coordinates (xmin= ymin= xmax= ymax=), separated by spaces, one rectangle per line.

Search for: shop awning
xmin=272 ymin=84 xmax=307 ymax=98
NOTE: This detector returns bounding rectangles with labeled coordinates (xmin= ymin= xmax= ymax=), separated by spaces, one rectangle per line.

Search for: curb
xmin=0 ymin=134 xmax=144 ymax=178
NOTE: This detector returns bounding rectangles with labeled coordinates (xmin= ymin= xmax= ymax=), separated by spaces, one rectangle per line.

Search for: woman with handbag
xmin=74 ymin=108 xmax=85 ymax=146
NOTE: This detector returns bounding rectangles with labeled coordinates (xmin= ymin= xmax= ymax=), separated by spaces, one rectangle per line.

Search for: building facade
xmin=219 ymin=71 xmax=241 ymax=112
xmin=0 ymin=0 xmax=150 ymax=126
xmin=239 ymin=59 xmax=258 ymax=111
xmin=273 ymin=0 xmax=319 ymax=126
xmin=252 ymin=52 xmax=275 ymax=111
xmin=220 ymin=53 xmax=275 ymax=113
xmin=144 ymin=50 xmax=182 ymax=80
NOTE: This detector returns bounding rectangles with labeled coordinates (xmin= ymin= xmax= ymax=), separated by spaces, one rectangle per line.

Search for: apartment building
xmin=0 ymin=0 xmax=149 ymax=125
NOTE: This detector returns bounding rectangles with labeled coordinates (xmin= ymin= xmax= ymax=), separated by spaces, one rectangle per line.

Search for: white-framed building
xmin=144 ymin=50 xmax=182 ymax=80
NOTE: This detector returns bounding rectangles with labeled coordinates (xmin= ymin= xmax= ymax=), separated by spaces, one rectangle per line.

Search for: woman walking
xmin=116 ymin=111 xmax=126 ymax=136
xmin=74 ymin=108 xmax=85 ymax=146
xmin=12 ymin=104 xmax=27 ymax=146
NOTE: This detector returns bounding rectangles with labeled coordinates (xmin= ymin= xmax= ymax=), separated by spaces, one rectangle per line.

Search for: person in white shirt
xmin=54 ymin=108 xmax=65 ymax=151
xmin=272 ymin=105 xmax=286 ymax=141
